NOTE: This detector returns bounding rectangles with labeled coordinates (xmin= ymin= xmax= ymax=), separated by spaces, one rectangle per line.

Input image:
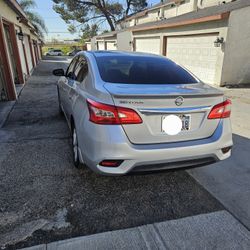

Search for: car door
xmin=67 ymin=56 xmax=88 ymax=118
xmin=59 ymin=56 xmax=79 ymax=120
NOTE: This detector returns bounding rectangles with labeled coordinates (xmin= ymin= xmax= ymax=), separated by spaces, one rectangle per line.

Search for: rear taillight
xmin=87 ymin=99 xmax=142 ymax=125
xmin=208 ymin=99 xmax=231 ymax=119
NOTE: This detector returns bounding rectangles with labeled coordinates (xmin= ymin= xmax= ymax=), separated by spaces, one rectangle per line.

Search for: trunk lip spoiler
xmin=110 ymin=93 xmax=223 ymax=98
xmin=139 ymin=106 xmax=211 ymax=114
xmin=103 ymin=83 xmax=224 ymax=98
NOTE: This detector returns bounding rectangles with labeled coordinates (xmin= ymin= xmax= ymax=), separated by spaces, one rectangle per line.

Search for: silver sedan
xmin=53 ymin=51 xmax=233 ymax=175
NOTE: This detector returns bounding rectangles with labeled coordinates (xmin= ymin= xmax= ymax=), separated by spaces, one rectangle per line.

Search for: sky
xmin=32 ymin=0 xmax=159 ymax=41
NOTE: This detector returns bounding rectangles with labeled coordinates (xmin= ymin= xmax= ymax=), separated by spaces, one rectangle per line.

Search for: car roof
xmin=82 ymin=50 xmax=163 ymax=58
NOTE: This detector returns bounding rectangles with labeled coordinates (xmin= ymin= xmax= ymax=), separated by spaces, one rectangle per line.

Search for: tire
xmin=57 ymin=87 xmax=63 ymax=115
xmin=71 ymin=123 xmax=83 ymax=169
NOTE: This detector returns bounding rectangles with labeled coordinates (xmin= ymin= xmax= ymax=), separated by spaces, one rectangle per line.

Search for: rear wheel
xmin=57 ymin=87 xmax=63 ymax=115
xmin=71 ymin=123 xmax=85 ymax=169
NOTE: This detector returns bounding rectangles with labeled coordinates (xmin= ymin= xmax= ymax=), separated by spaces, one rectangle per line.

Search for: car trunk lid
xmin=104 ymin=83 xmax=224 ymax=144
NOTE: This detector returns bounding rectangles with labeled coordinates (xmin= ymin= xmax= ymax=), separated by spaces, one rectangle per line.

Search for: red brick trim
xmin=162 ymin=36 xmax=167 ymax=56
xmin=3 ymin=20 xmax=25 ymax=84
xmin=0 ymin=18 xmax=16 ymax=100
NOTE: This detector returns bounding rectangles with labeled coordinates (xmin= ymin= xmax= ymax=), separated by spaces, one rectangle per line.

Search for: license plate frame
xmin=162 ymin=114 xmax=191 ymax=132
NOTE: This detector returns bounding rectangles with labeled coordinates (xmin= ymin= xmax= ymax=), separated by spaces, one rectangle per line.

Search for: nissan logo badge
xmin=175 ymin=96 xmax=184 ymax=106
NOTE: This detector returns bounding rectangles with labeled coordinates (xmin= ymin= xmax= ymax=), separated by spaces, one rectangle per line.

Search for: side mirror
xmin=53 ymin=68 xmax=65 ymax=76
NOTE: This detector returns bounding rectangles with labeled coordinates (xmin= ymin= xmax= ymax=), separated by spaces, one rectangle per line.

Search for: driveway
xmin=189 ymin=87 xmax=250 ymax=229
xmin=0 ymin=57 xmax=248 ymax=249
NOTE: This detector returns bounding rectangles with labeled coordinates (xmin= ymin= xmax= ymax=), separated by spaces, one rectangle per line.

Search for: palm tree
xmin=18 ymin=0 xmax=48 ymax=39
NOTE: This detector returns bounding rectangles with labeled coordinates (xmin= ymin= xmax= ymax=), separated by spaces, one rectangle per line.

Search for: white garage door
xmin=135 ymin=37 xmax=160 ymax=55
xmin=86 ymin=43 xmax=91 ymax=51
xmin=23 ymin=35 xmax=32 ymax=74
xmin=106 ymin=41 xmax=117 ymax=50
xmin=97 ymin=41 xmax=105 ymax=50
xmin=166 ymin=34 xmax=219 ymax=84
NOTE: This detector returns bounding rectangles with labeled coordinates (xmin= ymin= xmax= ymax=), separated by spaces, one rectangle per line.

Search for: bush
xmin=42 ymin=43 xmax=83 ymax=55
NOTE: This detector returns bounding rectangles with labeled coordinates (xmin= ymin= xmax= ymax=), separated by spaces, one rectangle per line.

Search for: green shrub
xmin=42 ymin=43 xmax=83 ymax=55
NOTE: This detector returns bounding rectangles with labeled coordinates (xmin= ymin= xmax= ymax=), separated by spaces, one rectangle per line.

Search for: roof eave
xmin=4 ymin=0 xmax=28 ymax=22
xmin=131 ymin=12 xmax=230 ymax=32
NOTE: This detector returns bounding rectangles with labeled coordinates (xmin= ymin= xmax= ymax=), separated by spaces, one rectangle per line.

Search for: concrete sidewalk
xmin=22 ymin=211 xmax=250 ymax=250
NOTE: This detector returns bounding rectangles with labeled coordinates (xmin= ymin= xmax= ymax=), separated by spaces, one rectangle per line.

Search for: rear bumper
xmin=78 ymin=119 xmax=232 ymax=175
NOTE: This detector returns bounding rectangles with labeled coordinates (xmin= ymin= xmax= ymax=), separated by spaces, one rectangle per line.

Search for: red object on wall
xmin=0 ymin=18 xmax=16 ymax=100
xmin=8 ymin=21 xmax=25 ymax=84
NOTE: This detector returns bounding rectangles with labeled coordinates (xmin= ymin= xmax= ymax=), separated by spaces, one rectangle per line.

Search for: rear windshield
xmin=95 ymin=55 xmax=199 ymax=84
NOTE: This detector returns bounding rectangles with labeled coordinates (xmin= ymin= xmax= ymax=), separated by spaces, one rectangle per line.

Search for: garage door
xmin=86 ymin=43 xmax=91 ymax=51
xmin=166 ymin=34 xmax=219 ymax=84
xmin=97 ymin=41 xmax=105 ymax=50
xmin=23 ymin=35 xmax=32 ymax=74
xmin=135 ymin=37 xmax=160 ymax=55
xmin=106 ymin=41 xmax=117 ymax=50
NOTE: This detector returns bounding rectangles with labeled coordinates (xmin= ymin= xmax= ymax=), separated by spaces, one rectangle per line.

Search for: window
xmin=95 ymin=55 xmax=199 ymax=84
xmin=74 ymin=56 xmax=88 ymax=82
xmin=66 ymin=57 xmax=78 ymax=79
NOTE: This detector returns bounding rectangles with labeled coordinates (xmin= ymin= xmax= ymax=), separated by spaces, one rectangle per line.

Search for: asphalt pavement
xmin=0 ymin=57 xmax=249 ymax=249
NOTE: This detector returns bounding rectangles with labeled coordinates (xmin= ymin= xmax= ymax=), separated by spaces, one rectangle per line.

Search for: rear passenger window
xmin=74 ymin=57 xmax=88 ymax=82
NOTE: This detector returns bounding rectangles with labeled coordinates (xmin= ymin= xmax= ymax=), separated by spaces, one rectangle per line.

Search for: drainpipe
xmin=193 ymin=0 xmax=199 ymax=11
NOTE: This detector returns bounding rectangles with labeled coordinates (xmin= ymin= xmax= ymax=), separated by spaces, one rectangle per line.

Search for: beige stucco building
xmin=0 ymin=0 xmax=42 ymax=101
xmin=91 ymin=0 xmax=250 ymax=86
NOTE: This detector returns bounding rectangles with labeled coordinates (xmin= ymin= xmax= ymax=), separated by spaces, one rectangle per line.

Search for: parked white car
xmin=46 ymin=49 xmax=63 ymax=56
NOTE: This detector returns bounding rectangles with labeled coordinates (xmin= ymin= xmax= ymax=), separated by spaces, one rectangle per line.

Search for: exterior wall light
xmin=129 ymin=41 xmax=134 ymax=46
xmin=17 ymin=30 xmax=24 ymax=41
xmin=214 ymin=37 xmax=224 ymax=47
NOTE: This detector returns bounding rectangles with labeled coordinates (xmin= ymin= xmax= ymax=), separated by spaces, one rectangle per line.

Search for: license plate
xmin=162 ymin=114 xmax=191 ymax=131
